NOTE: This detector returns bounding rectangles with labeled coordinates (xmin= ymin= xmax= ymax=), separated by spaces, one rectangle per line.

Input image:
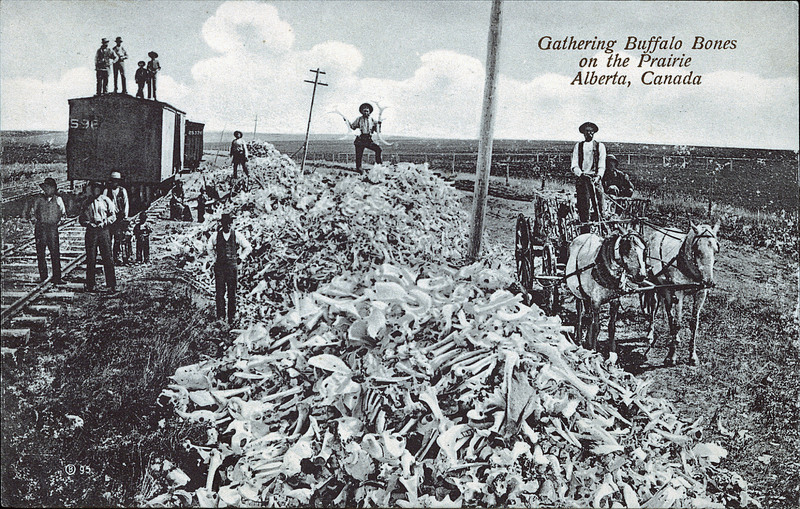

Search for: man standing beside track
xmin=80 ymin=181 xmax=117 ymax=293
xmin=29 ymin=177 xmax=65 ymax=285
xmin=571 ymin=121 xmax=607 ymax=234
xmin=105 ymin=171 xmax=130 ymax=265
xmin=207 ymin=213 xmax=252 ymax=324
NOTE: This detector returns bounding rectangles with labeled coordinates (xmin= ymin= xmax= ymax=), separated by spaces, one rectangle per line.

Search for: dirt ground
xmin=1 ymin=174 xmax=797 ymax=507
xmin=473 ymin=192 xmax=800 ymax=507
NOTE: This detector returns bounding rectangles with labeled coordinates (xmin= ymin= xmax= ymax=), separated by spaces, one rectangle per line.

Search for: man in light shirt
xmin=105 ymin=171 xmax=130 ymax=264
xmin=350 ymin=102 xmax=383 ymax=173
xmin=207 ymin=213 xmax=252 ymax=324
xmin=112 ymin=36 xmax=128 ymax=94
xmin=80 ymin=181 xmax=117 ymax=293
xmin=230 ymin=131 xmax=249 ymax=179
xmin=570 ymin=121 xmax=607 ymax=234
xmin=29 ymin=178 xmax=66 ymax=285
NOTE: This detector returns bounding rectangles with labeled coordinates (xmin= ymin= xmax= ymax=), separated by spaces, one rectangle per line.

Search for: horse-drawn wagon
xmin=515 ymin=187 xmax=650 ymax=313
xmin=515 ymin=186 xmax=720 ymax=365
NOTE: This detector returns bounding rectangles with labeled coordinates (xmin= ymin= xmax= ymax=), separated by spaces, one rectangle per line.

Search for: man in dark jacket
xmin=206 ymin=213 xmax=252 ymax=324
xmin=602 ymin=155 xmax=634 ymax=214
xmin=29 ymin=177 xmax=66 ymax=284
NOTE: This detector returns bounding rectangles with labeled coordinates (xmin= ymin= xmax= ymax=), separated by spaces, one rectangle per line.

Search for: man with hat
xmin=146 ymin=51 xmax=161 ymax=100
xmin=112 ymin=36 xmax=128 ymax=94
xmin=29 ymin=177 xmax=66 ymax=285
xmin=207 ymin=213 xmax=252 ymax=324
xmin=570 ymin=121 xmax=607 ymax=233
xmin=230 ymin=131 xmax=249 ymax=179
xmin=105 ymin=171 xmax=130 ymax=264
xmin=79 ymin=181 xmax=117 ymax=293
xmin=602 ymin=154 xmax=634 ymax=214
xmin=349 ymin=102 xmax=383 ymax=173
xmin=95 ymin=38 xmax=118 ymax=96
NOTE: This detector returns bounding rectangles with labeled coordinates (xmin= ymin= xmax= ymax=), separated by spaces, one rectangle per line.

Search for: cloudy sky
xmin=1 ymin=0 xmax=797 ymax=149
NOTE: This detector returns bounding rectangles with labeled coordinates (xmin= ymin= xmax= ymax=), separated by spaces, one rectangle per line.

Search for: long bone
xmin=371 ymin=100 xmax=394 ymax=146
xmin=328 ymin=110 xmax=354 ymax=140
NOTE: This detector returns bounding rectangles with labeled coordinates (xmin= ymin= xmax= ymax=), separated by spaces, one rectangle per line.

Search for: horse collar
xmin=676 ymin=234 xmax=703 ymax=282
xmin=594 ymin=235 xmax=625 ymax=289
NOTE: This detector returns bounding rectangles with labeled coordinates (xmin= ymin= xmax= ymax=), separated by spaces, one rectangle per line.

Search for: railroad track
xmin=1 ymin=196 xmax=169 ymax=344
xmin=1 ymin=176 xmax=71 ymax=205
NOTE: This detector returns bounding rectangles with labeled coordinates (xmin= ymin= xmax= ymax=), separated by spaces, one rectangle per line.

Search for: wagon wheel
xmin=515 ymin=214 xmax=534 ymax=301
xmin=541 ymin=241 xmax=559 ymax=314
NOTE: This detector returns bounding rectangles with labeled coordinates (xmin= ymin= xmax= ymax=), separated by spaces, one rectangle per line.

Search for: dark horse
xmin=566 ymin=231 xmax=647 ymax=355
xmin=643 ymin=222 xmax=720 ymax=366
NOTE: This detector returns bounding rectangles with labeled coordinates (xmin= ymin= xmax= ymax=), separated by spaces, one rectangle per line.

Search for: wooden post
xmin=468 ymin=0 xmax=503 ymax=261
xmin=300 ymin=68 xmax=328 ymax=174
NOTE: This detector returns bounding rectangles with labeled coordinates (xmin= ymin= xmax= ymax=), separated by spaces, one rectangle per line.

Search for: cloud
xmin=1 ymin=1 xmax=797 ymax=151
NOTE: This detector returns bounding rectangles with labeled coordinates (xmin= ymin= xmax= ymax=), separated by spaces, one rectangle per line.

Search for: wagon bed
xmin=515 ymin=188 xmax=650 ymax=312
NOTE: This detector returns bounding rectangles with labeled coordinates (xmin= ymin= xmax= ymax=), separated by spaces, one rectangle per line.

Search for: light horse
xmin=566 ymin=230 xmax=647 ymax=355
xmin=643 ymin=222 xmax=720 ymax=366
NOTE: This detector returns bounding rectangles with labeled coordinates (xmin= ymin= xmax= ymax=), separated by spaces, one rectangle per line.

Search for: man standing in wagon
xmin=570 ymin=121 xmax=607 ymax=234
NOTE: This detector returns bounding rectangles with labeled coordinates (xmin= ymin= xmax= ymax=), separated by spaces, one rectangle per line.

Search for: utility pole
xmin=468 ymin=0 xmax=503 ymax=261
xmin=300 ymin=68 xmax=328 ymax=174
xmin=253 ymin=114 xmax=258 ymax=140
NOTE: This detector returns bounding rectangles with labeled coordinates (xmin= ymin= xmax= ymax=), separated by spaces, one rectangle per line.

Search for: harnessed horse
xmin=566 ymin=231 xmax=647 ymax=355
xmin=642 ymin=222 xmax=720 ymax=366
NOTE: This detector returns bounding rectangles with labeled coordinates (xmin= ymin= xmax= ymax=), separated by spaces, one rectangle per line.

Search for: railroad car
xmin=184 ymin=121 xmax=205 ymax=171
xmin=66 ymin=94 xmax=203 ymax=210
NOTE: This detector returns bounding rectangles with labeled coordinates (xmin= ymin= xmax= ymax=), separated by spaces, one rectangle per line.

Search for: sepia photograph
xmin=1 ymin=0 xmax=797 ymax=507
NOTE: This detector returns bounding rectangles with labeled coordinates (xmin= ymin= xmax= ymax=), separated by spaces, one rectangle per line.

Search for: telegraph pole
xmin=468 ymin=0 xmax=503 ymax=261
xmin=300 ymin=68 xmax=328 ymax=174
xmin=253 ymin=114 xmax=258 ymax=140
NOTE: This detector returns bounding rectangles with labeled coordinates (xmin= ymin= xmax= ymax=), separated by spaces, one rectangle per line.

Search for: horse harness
xmin=648 ymin=227 xmax=717 ymax=285
xmin=567 ymin=233 xmax=640 ymax=301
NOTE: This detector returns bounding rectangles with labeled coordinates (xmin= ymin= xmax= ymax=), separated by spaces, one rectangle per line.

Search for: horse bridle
xmin=568 ymin=232 xmax=645 ymax=299
xmin=650 ymin=226 xmax=717 ymax=286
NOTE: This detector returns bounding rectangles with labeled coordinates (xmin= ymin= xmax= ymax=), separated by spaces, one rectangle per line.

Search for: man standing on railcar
xmin=350 ymin=102 xmax=382 ymax=173
xmin=80 ymin=182 xmax=117 ymax=293
xmin=95 ymin=38 xmax=118 ymax=96
xmin=146 ymin=51 xmax=160 ymax=100
xmin=105 ymin=171 xmax=130 ymax=265
xmin=112 ymin=36 xmax=128 ymax=94
xmin=207 ymin=213 xmax=252 ymax=324
xmin=570 ymin=121 xmax=607 ymax=234
xmin=29 ymin=177 xmax=66 ymax=285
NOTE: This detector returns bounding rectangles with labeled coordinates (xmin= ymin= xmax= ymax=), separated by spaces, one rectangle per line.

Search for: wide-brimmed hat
xmin=606 ymin=154 xmax=618 ymax=166
xmin=221 ymin=213 xmax=233 ymax=224
xmin=89 ymin=181 xmax=105 ymax=190
xmin=359 ymin=102 xmax=373 ymax=114
xmin=148 ymin=51 xmax=158 ymax=58
xmin=39 ymin=177 xmax=57 ymax=190
xmin=579 ymin=122 xmax=598 ymax=134
xmin=233 ymin=130 xmax=243 ymax=137
xmin=101 ymin=38 xmax=109 ymax=44
xmin=110 ymin=171 xmax=122 ymax=180
xmin=115 ymin=36 xmax=123 ymax=42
